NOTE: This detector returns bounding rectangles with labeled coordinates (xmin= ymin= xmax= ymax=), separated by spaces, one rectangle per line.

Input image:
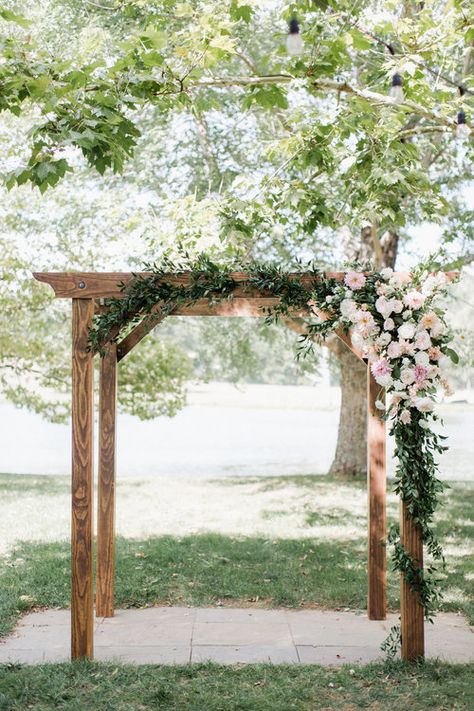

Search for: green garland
xmin=89 ymin=256 xmax=457 ymax=655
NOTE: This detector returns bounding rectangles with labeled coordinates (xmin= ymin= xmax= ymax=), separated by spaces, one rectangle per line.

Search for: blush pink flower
xmin=371 ymin=358 xmax=391 ymax=381
xmin=414 ymin=364 xmax=428 ymax=383
xmin=428 ymin=346 xmax=442 ymax=361
xmin=387 ymin=341 xmax=402 ymax=359
xmin=399 ymin=409 xmax=412 ymax=424
xmin=344 ymin=271 xmax=366 ymax=290
xmin=403 ymin=290 xmax=426 ymax=310
xmin=415 ymin=330 xmax=431 ymax=351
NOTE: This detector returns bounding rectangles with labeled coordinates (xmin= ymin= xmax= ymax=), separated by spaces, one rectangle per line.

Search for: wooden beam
xmin=33 ymin=271 xmax=347 ymax=299
xmin=96 ymin=344 xmax=117 ymax=618
xmin=71 ymin=299 xmax=95 ymax=659
xmin=34 ymin=270 xmax=459 ymax=300
xmin=400 ymin=500 xmax=425 ymax=660
xmin=367 ymin=371 xmax=387 ymax=620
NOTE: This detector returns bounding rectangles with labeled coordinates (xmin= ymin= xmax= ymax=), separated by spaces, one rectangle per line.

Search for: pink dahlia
xmin=344 ymin=271 xmax=366 ymax=290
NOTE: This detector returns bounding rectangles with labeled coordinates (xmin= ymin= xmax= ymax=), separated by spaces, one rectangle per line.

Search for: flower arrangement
xmin=89 ymin=256 xmax=458 ymax=653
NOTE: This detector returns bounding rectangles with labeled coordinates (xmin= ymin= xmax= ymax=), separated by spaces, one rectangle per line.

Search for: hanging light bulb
xmin=456 ymin=110 xmax=471 ymax=140
xmin=286 ymin=17 xmax=303 ymax=56
xmin=389 ymin=73 xmax=404 ymax=102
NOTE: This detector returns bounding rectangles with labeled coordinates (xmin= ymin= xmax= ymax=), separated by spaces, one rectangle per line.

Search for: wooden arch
xmin=33 ymin=271 xmax=424 ymax=662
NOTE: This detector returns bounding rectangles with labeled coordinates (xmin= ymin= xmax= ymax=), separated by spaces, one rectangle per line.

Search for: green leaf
xmin=443 ymin=347 xmax=459 ymax=364
xmin=0 ymin=9 xmax=31 ymax=27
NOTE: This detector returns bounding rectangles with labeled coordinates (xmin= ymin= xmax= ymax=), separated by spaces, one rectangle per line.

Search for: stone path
xmin=0 ymin=608 xmax=472 ymax=665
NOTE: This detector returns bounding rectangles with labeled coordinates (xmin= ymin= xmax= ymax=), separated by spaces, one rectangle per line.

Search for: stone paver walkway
xmin=0 ymin=608 xmax=472 ymax=665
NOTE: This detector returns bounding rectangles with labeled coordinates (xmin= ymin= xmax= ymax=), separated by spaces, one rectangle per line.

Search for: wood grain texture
xmin=400 ymin=500 xmax=425 ymax=660
xmin=33 ymin=271 xmax=347 ymax=298
xmin=96 ymin=344 xmax=117 ymax=618
xmin=33 ymin=270 xmax=459 ymax=300
xmin=367 ymin=372 xmax=387 ymax=620
xmin=71 ymin=299 xmax=94 ymax=659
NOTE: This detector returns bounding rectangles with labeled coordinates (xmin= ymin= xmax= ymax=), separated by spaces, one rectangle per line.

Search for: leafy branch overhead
xmin=0 ymin=0 xmax=472 ymax=224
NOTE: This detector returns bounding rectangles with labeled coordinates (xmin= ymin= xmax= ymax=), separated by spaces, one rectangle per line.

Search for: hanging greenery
xmin=89 ymin=255 xmax=458 ymax=653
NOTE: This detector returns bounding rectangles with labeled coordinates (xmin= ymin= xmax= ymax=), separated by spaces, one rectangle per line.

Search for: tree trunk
xmin=328 ymin=338 xmax=367 ymax=478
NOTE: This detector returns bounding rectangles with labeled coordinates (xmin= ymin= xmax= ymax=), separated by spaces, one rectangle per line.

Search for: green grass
xmin=0 ymin=660 xmax=473 ymax=710
xmin=0 ymin=477 xmax=472 ymax=640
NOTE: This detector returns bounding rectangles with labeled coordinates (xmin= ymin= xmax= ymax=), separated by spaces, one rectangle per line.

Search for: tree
xmin=0 ymin=0 xmax=472 ymax=473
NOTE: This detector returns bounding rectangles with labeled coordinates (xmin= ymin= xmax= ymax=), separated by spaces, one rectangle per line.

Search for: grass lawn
xmin=0 ymin=473 xmax=472 ymax=710
xmin=0 ymin=660 xmax=473 ymax=711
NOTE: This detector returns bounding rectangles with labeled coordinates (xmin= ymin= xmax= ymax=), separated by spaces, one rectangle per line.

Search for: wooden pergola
xmin=34 ymin=271 xmax=425 ymax=662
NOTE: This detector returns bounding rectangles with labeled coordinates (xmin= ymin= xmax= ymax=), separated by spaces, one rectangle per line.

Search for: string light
xmin=389 ymin=73 xmax=404 ymax=103
xmin=456 ymin=110 xmax=471 ymax=140
xmin=286 ymin=17 xmax=303 ymax=56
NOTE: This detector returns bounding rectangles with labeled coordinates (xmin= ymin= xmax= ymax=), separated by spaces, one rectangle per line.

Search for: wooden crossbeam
xmin=33 ymin=271 xmax=347 ymax=299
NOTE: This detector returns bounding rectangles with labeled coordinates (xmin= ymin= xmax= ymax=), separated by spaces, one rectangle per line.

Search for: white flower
xmin=375 ymin=399 xmax=385 ymax=410
xmin=431 ymin=319 xmax=445 ymax=338
xmin=380 ymin=267 xmax=393 ymax=280
xmin=325 ymin=295 xmax=333 ymax=303
xmin=376 ymin=374 xmax=394 ymax=388
xmin=377 ymin=332 xmax=392 ymax=347
xmin=400 ymin=367 xmax=416 ymax=385
xmin=391 ymin=300 xmax=404 ymax=314
xmin=392 ymin=379 xmax=404 ymax=391
xmin=387 ymin=341 xmax=402 ymax=359
xmin=390 ymin=272 xmax=412 ymax=288
xmin=375 ymin=296 xmax=390 ymax=317
xmin=414 ymin=351 xmax=430 ymax=366
xmin=391 ymin=391 xmax=408 ymax=405
xmin=414 ymin=330 xmax=431 ymax=351
xmin=384 ymin=318 xmax=395 ymax=331
xmin=398 ymin=322 xmax=416 ymax=340
xmin=419 ymin=420 xmax=430 ymax=429
xmin=344 ymin=271 xmax=366 ymax=290
xmin=427 ymin=365 xmax=439 ymax=380
xmin=413 ymin=396 xmax=435 ymax=413
xmin=340 ymin=299 xmax=357 ymax=319
xmin=399 ymin=409 xmax=412 ymax=424
xmin=403 ymin=290 xmax=426 ymax=310
xmin=402 ymin=310 xmax=413 ymax=320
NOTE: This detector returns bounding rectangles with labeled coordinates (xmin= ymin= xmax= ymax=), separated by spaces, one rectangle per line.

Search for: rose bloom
xmin=377 ymin=332 xmax=392 ymax=347
xmin=427 ymin=365 xmax=439 ymax=380
xmin=391 ymin=391 xmax=408 ymax=406
xmin=403 ymin=290 xmax=426 ymax=310
xmin=387 ymin=341 xmax=402 ymax=359
xmin=376 ymin=284 xmax=389 ymax=296
xmin=398 ymin=322 xmax=416 ymax=340
xmin=380 ymin=267 xmax=393 ymax=280
xmin=428 ymin=346 xmax=442 ymax=361
xmin=415 ymin=350 xmax=430 ymax=366
xmin=377 ymin=373 xmax=394 ymax=388
xmin=390 ymin=272 xmax=412 ymax=288
xmin=399 ymin=409 xmax=412 ymax=424
xmin=400 ymin=367 xmax=416 ymax=385
xmin=340 ymin=298 xmax=357 ymax=319
xmin=391 ymin=299 xmax=404 ymax=314
xmin=344 ymin=271 xmax=366 ymax=290
xmin=384 ymin=318 xmax=395 ymax=331
xmin=420 ymin=312 xmax=441 ymax=331
xmin=399 ymin=339 xmax=415 ymax=356
xmin=415 ymin=330 xmax=431 ymax=351
xmin=413 ymin=396 xmax=435 ymax=413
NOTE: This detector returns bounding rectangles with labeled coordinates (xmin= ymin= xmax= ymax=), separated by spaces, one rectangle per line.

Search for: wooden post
xmin=96 ymin=344 xmax=117 ymax=618
xmin=71 ymin=298 xmax=95 ymax=659
xmin=367 ymin=370 xmax=387 ymax=620
xmin=400 ymin=501 xmax=425 ymax=660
